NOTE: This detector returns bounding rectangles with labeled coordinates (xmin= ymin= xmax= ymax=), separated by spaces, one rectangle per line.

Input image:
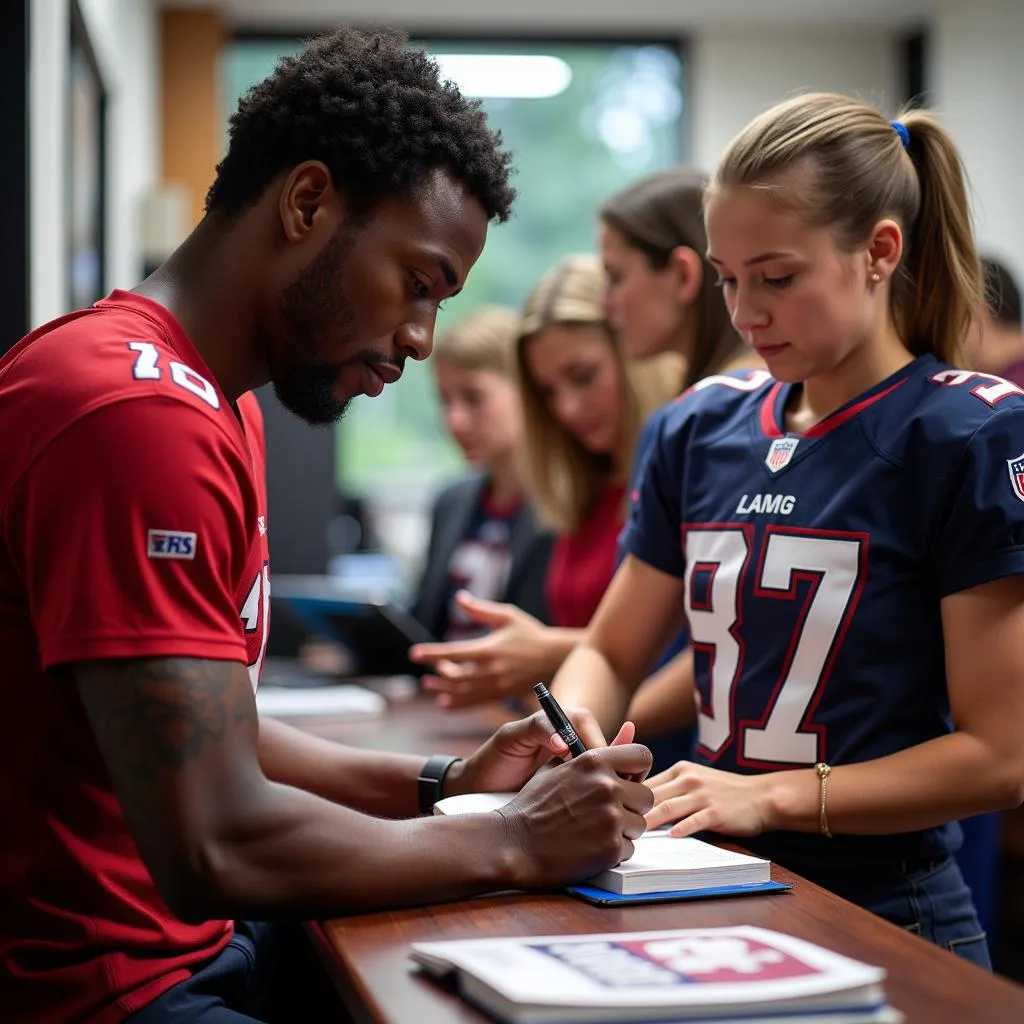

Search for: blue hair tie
xmin=891 ymin=120 xmax=910 ymax=151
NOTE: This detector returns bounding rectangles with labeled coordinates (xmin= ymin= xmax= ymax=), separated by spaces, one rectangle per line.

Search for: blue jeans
xmin=125 ymin=921 xmax=344 ymax=1023
xmin=810 ymin=855 xmax=991 ymax=969
xmin=955 ymin=812 xmax=1001 ymax=954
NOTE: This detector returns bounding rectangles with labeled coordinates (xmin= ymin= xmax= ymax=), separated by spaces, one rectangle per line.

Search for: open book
xmin=434 ymin=792 xmax=771 ymax=897
xmin=410 ymin=925 xmax=903 ymax=1024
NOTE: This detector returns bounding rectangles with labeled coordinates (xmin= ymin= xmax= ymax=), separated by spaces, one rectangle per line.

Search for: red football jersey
xmin=0 ymin=291 xmax=271 ymax=1022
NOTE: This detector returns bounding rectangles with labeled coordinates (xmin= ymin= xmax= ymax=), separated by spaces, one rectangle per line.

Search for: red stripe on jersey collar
xmin=760 ymin=377 xmax=908 ymax=439
xmin=759 ymin=382 xmax=785 ymax=438
xmin=805 ymin=378 xmax=908 ymax=437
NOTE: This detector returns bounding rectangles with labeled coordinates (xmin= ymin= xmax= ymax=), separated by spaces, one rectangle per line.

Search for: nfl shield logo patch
xmin=766 ymin=436 xmax=799 ymax=473
xmin=1007 ymin=452 xmax=1024 ymax=503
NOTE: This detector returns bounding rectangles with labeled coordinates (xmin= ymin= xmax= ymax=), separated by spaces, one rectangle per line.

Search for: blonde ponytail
xmin=896 ymin=109 xmax=983 ymax=363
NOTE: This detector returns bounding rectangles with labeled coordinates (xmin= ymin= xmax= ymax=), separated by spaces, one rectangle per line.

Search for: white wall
xmin=29 ymin=0 xmax=159 ymax=329
xmin=690 ymin=28 xmax=900 ymax=174
xmin=80 ymin=0 xmax=161 ymax=296
xmin=30 ymin=0 xmax=70 ymax=329
xmin=930 ymin=0 xmax=1024 ymax=285
xmin=691 ymin=6 xmax=1024 ymax=292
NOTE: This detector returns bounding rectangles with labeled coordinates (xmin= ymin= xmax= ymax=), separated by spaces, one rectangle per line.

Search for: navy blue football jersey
xmin=622 ymin=355 xmax=1024 ymax=873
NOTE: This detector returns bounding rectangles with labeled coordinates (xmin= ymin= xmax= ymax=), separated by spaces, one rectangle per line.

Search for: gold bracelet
xmin=814 ymin=762 xmax=833 ymax=839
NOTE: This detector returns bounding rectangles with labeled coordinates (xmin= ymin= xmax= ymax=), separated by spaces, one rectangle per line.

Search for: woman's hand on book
xmin=643 ymin=761 xmax=774 ymax=838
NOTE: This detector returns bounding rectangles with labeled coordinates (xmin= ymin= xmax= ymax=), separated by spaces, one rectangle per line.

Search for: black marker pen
xmin=533 ymin=681 xmax=587 ymax=757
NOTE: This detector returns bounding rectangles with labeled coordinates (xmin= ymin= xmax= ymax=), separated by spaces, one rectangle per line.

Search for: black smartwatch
xmin=417 ymin=754 xmax=462 ymax=815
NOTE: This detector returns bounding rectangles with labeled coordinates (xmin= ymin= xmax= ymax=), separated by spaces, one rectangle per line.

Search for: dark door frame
xmin=0 ymin=1 xmax=29 ymax=355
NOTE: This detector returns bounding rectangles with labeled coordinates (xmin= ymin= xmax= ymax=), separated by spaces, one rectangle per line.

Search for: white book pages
xmin=584 ymin=835 xmax=771 ymax=894
xmin=255 ymin=684 xmax=386 ymax=719
xmin=433 ymin=792 xmax=516 ymax=815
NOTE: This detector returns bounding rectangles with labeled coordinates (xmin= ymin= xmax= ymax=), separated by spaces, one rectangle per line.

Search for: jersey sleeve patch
xmin=1007 ymin=452 xmax=1024 ymax=504
xmin=147 ymin=529 xmax=199 ymax=560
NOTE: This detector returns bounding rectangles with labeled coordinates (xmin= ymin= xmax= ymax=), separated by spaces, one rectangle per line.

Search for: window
xmin=223 ymin=36 xmax=685 ymax=578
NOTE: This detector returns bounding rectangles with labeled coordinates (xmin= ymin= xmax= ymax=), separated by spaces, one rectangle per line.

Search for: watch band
xmin=417 ymin=753 xmax=462 ymax=815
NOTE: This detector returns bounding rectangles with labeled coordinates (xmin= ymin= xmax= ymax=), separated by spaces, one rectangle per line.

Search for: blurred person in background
xmin=965 ymin=255 xmax=1024 ymax=386
xmin=410 ymin=305 xmax=552 ymax=641
xmin=600 ymin=166 xmax=755 ymax=384
xmin=411 ymin=254 xmax=681 ymax=705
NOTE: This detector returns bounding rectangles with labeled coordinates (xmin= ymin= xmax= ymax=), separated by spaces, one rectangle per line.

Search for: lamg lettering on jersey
xmin=765 ymin=437 xmax=799 ymax=473
xmin=147 ymin=528 xmax=198 ymax=560
xmin=1008 ymin=452 xmax=1024 ymax=504
xmin=735 ymin=494 xmax=796 ymax=516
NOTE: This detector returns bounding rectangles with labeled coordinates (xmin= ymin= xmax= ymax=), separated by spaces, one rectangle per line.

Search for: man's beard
xmin=272 ymin=227 xmax=359 ymax=427
xmin=272 ymin=363 xmax=350 ymax=427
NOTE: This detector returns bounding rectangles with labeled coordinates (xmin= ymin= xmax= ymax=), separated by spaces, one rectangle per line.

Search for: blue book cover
xmin=568 ymin=879 xmax=792 ymax=906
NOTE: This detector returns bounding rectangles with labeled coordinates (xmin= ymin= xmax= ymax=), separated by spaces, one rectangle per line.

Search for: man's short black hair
xmin=205 ymin=27 xmax=515 ymax=223
xmin=982 ymin=256 xmax=1022 ymax=328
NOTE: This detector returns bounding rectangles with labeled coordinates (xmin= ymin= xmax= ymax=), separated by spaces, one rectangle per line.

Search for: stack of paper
xmin=410 ymin=926 xmax=902 ymax=1023
xmin=586 ymin=834 xmax=769 ymax=895
xmin=255 ymin=683 xmax=386 ymax=720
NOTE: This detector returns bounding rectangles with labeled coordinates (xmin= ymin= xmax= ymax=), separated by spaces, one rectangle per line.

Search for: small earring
xmin=871 ymin=272 xmax=882 ymax=283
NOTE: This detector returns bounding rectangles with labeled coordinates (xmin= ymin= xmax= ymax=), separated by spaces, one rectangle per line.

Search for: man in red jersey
xmin=0 ymin=28 xmax=652 ymax=1024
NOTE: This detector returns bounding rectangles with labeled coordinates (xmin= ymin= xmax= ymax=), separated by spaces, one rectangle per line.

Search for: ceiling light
xmin=433 ymin=54 xmax=572 ymax=99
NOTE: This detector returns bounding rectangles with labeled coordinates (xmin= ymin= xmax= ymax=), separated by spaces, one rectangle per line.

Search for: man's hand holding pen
xmin=441 ymin=698 xmax=653 ymax=889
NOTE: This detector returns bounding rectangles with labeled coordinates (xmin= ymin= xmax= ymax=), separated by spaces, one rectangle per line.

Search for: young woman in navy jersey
xmin=550 ymin=92 xmax=1024 ymax=967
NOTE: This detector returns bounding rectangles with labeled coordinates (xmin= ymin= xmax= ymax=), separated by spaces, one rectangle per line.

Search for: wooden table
xmin=293 ymin=688 xmax=1024 ymax=1024
xmin=298 ymin=682 xmax=512 ymax=758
